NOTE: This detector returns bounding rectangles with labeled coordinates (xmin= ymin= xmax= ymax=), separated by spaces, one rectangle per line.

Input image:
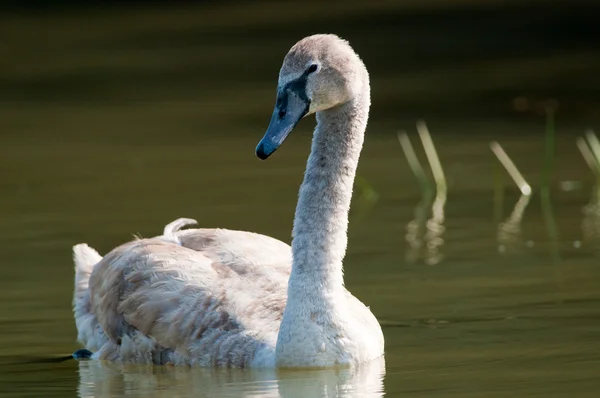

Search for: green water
xmin=1 ymin=2 xmax=600 ymax=397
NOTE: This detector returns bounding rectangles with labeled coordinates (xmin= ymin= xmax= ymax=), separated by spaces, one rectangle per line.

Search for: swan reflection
xmin=77 ymin=357 xmax=385 ymax=398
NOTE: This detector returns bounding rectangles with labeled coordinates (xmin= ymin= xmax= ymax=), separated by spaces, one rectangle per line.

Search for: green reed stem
xmin=416 ymin=120 xmax=447 ymax=197
xmin=397 ymin=131 xmax=433 ymax=197
xmin=493 ymin=156 xmax=505 ymax=225
xmin=541 ymin=106 xmax=560 ymax=261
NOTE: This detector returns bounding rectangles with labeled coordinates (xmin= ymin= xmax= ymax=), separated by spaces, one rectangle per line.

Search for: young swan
xmin=72 ymin=34 xmax=384 ymax=368
xmin=257 ymin=34 xmax=382 ymax=367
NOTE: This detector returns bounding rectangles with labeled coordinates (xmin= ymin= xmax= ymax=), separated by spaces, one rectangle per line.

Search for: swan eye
xmin=307 ymin=64 xmax=318 ymax=74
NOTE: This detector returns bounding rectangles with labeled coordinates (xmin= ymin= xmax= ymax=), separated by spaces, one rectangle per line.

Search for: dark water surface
xmin=1 ymin=2 xmax=600 ymax=397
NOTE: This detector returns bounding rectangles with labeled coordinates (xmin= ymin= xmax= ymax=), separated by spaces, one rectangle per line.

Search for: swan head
xmin=256 ymin=34 xmax=368 ymax=160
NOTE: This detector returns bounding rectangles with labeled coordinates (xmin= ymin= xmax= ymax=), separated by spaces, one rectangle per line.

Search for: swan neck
xmin=289 ymin=92 xmax=370 ymax=290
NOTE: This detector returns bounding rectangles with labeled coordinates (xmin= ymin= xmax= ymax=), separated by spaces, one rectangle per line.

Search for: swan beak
xmin=256 ymin=89 xmax=309 ymax=160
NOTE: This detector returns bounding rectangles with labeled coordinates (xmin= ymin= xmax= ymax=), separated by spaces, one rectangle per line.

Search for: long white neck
xmin=275 ymin=79 xmax=370 ymax=367
xmin=290 ymin=93 xmax=369 ymax=290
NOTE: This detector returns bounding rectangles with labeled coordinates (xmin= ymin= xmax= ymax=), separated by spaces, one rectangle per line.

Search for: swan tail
xmin=73 ymin=244 xmax=101 ymax=293
xmin=163 ymin=217 xmax=198 ymax=236
xmin=160 ymin=217 xmax=198 ymax=245
xmin=73 ymin=244 xmax=107 ymax=352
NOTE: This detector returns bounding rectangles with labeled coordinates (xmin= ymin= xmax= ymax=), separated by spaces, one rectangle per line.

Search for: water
xmin=1 ymin=3 xmax=600 ymax=397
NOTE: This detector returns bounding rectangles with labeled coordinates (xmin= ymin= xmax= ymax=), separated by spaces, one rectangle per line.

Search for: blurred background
xmin=1 ymin=1 xmax=600 ymax=397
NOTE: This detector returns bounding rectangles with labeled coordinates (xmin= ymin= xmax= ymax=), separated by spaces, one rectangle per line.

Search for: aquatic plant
xmin=490 ymin=141 xmax=532 ymax=253
xmin=540 ymin=104 xmax=560 ymax=261
xmin=399 ymin=121 xmax=446 ymax=265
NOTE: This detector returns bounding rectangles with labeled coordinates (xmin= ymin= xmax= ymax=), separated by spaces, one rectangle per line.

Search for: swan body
xmin=72 ymin=34 xmax=384 ymax=368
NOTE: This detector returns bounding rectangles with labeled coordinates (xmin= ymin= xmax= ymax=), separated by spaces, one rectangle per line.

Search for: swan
xmin=72 ymin=34 xmax=384 ymax=368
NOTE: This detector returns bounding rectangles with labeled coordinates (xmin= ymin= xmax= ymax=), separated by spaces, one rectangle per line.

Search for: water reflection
xmin=582 ymin=185 xmax=600 ymax=253
xmin=497 ymin=193 xmax=532 ymax=254
xmin=424 ymin=190 xmax=446 ymax=265
xmin=400 ymin=122 xmax=447 ymax=266
xmin=576 ymin=134 xmax=600 ymax=253
xmin=405 ymin=192 xmax=447 ymax=266
xmin=77 ymin=357 xmax=386 ymax=398
xmin=405 ymin=193 xmax=432 ymax=264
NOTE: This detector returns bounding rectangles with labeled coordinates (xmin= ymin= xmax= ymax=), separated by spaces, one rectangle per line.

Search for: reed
xmin=490 ymin=141 xmax=532 ymax=196
xmin=585 ymin=129 xmax=600 ymax=165
xmin=540 ymin=105 xmax=560 ymax=261
xmin=397 ymin=131 xmax=433 ymax=197
xmin=416 ymin=120 xmax=447 ymax=197
xmin=398 ymin=121 xmax=446 ymax=265
xmin=493 ymin=157 xmax=505 ymax=225
xmin=490 ymin=141 xmax=532 ymax=253
xmin=576 ymin=136 xmax=599 ymax=174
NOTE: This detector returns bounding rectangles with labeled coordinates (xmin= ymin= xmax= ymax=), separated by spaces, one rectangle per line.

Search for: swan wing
xmin=88 ymin=230 xmax=291 ymax=366
xmin=176 ymin=228 xmax=292 ymax=276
